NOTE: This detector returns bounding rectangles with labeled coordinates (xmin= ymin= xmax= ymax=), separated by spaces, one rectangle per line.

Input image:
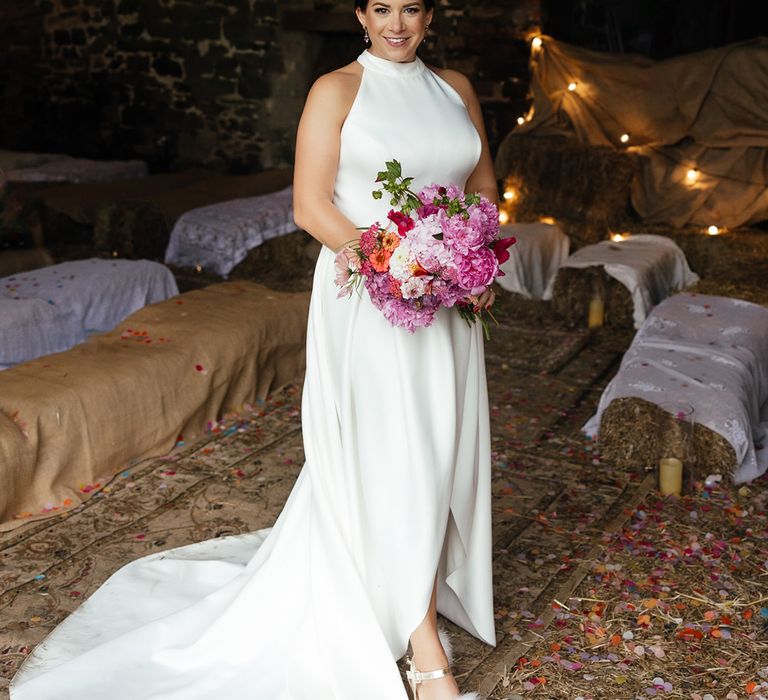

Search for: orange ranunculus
xmin=369 ymin=248 xmax=391 ymax=272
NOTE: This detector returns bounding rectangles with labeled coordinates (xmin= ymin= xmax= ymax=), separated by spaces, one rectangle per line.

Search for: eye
xmin=374 ymin=7 xmax=389 ymax=13
xmin=404 ymin=7 xmax=420 ymax=13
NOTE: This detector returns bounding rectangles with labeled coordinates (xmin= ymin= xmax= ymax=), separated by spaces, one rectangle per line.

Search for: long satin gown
xmin=10 ymin=50 xmax=496 ymax=700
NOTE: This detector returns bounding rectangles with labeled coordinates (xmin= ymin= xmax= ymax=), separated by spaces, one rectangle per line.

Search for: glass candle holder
xmin=656 ymin=401 xmax=695 ymax=495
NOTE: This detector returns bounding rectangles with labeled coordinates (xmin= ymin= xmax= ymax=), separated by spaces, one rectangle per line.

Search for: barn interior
xmin=1 ymin=1 xmax=767 ymax=698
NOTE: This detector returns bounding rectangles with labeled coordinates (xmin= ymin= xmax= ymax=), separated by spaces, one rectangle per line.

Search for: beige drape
xmin=512 ymin=36 xmax=768 ymax=228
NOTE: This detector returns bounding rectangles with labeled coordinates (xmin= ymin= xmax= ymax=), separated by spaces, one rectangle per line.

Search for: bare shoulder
xmin=301 ymin=60 xmax=363 ymax=127
xmin=309 ymin=61 xmax=362 ymax=103
xmin=430 ymin=66 xmax=477 ymax=105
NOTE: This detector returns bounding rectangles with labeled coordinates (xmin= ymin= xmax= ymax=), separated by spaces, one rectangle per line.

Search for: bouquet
xmin=334 ymin=160 xmax=516 ymax=336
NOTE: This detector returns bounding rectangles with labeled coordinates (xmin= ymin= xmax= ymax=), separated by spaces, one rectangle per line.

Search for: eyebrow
xmin=370 ymin=2 xmax=423 ymax=7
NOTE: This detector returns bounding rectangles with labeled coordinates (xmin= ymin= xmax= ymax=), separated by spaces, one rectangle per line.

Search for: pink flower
xmin=492 ymin=236 xmax=517 ymax=265
xmin=387 ymin=274 xmax=403 ymax=299
xmin=456 ymin=246 xmax=498 ymax=295
xmin=334 ymin=247 xmax=361 ymax=296
xmin=387 ymin=210 xmax=415 ymax=237
xmin=359 ymin=224 xmax=380 ymax=256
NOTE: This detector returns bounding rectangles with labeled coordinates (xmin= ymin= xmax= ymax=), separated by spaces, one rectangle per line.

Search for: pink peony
xmin=456 ymin=246 xmax=498 ymax=295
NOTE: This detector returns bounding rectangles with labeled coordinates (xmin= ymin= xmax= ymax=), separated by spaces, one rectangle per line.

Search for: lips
xmin=384 ymin=37 xmax=409 ymax=47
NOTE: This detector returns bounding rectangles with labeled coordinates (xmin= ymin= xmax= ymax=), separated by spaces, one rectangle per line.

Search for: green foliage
xmin=372 ymin=159 xmax=422 ymax=216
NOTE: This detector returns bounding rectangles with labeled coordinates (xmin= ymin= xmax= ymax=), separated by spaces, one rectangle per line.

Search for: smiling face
xmin=356 ymin=1 xmax=433 ymax=63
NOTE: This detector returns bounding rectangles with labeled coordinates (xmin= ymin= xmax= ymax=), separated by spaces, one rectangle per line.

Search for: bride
xmin=10 ymin=1 xmax=499 ymax=698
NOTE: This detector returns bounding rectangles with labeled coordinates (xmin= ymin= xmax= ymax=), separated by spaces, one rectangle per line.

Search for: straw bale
xmin=0 ymin=248 xmax=54 ymax=277
xmin=550 ymin=265 xmax=634 ymax=328
xmin=618 ymin=221 xmax=768 ymax=282
xmin=599 ymin=396 xmax=737 ymax=480
xmin=91 ymin=201 xmax=165 ymax=258
xmin=495 ymin=134 xmax=638 ymax=245
xmin=228 ymin=231 xmax=320 ymax=292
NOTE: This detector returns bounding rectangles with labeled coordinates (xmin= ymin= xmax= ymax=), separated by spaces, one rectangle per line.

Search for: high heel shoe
xmin=404 ymin=656 xmax=484 ymax=700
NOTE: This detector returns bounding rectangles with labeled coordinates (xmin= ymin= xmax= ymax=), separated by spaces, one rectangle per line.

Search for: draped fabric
xmin=505 ymin=36 xmax=768 ymax=228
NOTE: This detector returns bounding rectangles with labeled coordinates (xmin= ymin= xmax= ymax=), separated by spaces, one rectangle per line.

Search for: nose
xmin=388 ymin=12 xmax=405 ymax=32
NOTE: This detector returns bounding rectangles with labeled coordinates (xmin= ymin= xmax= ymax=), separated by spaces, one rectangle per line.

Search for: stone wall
xmin=0 ymin=1 xmax=540 ymax=171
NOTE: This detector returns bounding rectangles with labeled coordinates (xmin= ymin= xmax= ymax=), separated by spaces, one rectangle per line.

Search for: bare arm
xmin=435 ymin=69 xmax=499 ymax=206
xmin=293 ymin=69 xmax=362 ymax=252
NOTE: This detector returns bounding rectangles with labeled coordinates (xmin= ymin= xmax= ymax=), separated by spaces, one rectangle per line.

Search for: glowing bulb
xmin=532 ymin=36 xmax=543 ymax=49
xmin=567 ymin=82 xmax=577 ymax=92
xmin=686 ymin=168 xmax=699 ymax=183
xmin=539 ymin=216 xmax=556 ymax=225
xmin=707 ymin=225 xmax=720 ymax=236
xmin=611 ymin=233 xmax=625 ymax=242
xmin=620 ymin=133 xmax=630 ymax=144
xmin=517 ymin=116 xmax=525 ymax=125
xmin=499 ymin=210 xmax=510 ymax=225
xmin=503 ymin=189 xmax=517 ymax=201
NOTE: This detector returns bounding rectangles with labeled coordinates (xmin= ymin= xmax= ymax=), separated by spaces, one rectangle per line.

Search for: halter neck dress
xmin=10 ymin=50 xmax=496 ymax=700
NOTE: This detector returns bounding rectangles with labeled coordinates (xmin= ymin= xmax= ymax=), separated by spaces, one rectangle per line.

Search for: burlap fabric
xmin=501 ymin=36 xmax=768 ymax=228
xmin=0 ymin=281 xmax=310 ymax=531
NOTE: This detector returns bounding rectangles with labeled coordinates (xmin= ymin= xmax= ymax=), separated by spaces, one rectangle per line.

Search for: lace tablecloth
xmin=560 ymin=234 xmax=699 ymax=328
xmin=1 ymin=259 xmax=178 ymax=368
xmin=584 ymin=293 xmax=768 ymax=483
xmin=6 ymin=156 xmax=148 ymax=184
xmin=164 ymin=186 xmax=297 ymax=277
xmin=496 ymin=222 xmax=570 ymax=300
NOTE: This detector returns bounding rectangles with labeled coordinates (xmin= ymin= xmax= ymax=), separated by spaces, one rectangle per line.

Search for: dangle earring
xmin=363 ymin=26 xmax=370 ymax=45
xmin=422 ymin=23 xmax=430 ymax=44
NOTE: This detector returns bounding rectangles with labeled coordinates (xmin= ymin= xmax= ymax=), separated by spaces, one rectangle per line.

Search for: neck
xmin=366 ymin=47 xmax=418 ymax=64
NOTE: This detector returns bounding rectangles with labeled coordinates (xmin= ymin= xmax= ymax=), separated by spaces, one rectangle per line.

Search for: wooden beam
xmin=281 ymin=11 xmax=359 ymax=34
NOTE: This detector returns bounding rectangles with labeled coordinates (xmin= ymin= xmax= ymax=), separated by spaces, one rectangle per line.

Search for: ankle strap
xmin=406 ymin=665 xmax=451 ymax=683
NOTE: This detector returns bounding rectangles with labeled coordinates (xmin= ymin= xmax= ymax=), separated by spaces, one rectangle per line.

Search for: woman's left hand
xmin=466 ymin=286 xmax=496 ymax=313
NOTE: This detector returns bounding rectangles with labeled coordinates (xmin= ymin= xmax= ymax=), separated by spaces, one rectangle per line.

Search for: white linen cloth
xmin=584 ymin=293 xmax=768 ymax=483
xmin=0 ymin=258 xmax=178 ymax=368
xmin=5 ymin=155 xmax=148 ymax=184
xmin=10 ymin=49 xmax=496 ymax=699
xmin=164 ymin=186 xmax=297 ymax=276
xmin=560 ymin=234 xmax=699 ymax=328
xmin=495 ymin=222 xmax=570 ymax=299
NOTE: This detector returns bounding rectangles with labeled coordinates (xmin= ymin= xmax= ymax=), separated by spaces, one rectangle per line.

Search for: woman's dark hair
xmin=355 ymin=0 xmax=435 ymax=9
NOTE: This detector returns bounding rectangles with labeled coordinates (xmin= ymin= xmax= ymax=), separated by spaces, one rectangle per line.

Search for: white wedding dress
xmin=10 ymin=50 xmax=496 ymax=700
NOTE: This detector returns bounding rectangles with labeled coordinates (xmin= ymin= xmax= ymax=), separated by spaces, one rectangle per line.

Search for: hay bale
xmin=0 ymin=248 xmax=54 ymax=277
xmin=229 ymin=231 xmax=321 ymax=293
xmin=495 ymin=134 xmax=638 ymax=245
xmin=599 ymin=396 xmax=737 ymax=480
xmin=39 ymin=205 xmax=93 ymax=254
xmin=93 ymin=201 xmax=169 ymax=259
xmin=550 ymin=266 xmax=634 ymax=328
xmin=619 ymin=222 xmax=768 ymax=282
xmin=686 ymin=279 xmax=768 ymax=308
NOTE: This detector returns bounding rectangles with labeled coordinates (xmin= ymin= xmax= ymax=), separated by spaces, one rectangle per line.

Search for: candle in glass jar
xmin=588 ymin=296 xmax=604 ymax=328
xmin=659 ymin=457 xmax=683 ymax=496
